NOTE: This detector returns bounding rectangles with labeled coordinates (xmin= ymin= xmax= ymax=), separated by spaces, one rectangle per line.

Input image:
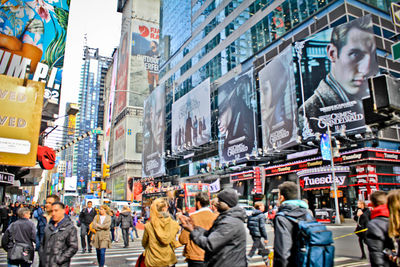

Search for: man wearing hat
xmin=180 ymin=188 xmax=247 ymax=267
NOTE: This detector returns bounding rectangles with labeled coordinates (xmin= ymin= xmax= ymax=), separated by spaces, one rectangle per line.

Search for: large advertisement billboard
xmin=115 ymin=30 xmax=130 ymax=114
xmin=130 ymin=19 xmax=159 ymax=106
xmin=296 ymin=15 xmax=378 ymax=140
xmin=113 ymin=119 xmax=126 ymax=165
xmin=218 ymin=69 xmax=257 ymax=165
xmin=142 ymin=85 xmax=165 ymax=177
xmin=0 ymin=0 xmax=70 ymax=105
xmin=259 ymin=47 xmax=298 ymax=152
xmin=171 ymin=78 xmax=211 ymax=153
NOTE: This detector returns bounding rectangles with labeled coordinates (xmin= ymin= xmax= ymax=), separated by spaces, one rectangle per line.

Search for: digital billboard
xmin=218 ymin=69 xmax=257 ymax=165
xmin=171 ymin=78 xmax=211 ymax=153
xmin=142 ymin=85 xmax=165 ymax=177
xmin=295 ymin=15 xmax=378 ymax=140
xmin=0 ymin=0 xmax=70 ymax=105
xmin=259 ymin=47 xmax=298 ymax=152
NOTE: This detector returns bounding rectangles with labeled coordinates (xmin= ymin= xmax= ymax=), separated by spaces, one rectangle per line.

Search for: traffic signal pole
xmin=327 ymin=125 xmax=341 ymax=224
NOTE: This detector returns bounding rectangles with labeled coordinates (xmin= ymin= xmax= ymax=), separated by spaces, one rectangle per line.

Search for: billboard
xmin=142 ymin=85 xmax=165 ymax=177
xmin=130 ymin=18 xmax=159 ymax=107
xmin=115 ymin=24 xmax=130 ymax=114
xmin=112 ymin=116 xmax=142 ymax=165
xmin=64 ymin=175 xmax=77 ymax=191
xmin=113 ymin=119 xmax=126 ymax=165
xmin=259 ymin=47 xmax=298 ymax=152
xmin=296 ymin=15 xmax=378 ymax=140
xmin=218 ymin=69 xmax=257 ymax=165
xmin=171 ymin=78 xmax=211 ymax=153
xmin=0 ymin=0 xmax=70 ymax=105
xmin=0 ymin=76 xmax=44 ymax=167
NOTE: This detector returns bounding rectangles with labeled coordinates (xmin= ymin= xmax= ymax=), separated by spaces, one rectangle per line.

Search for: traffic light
xmin=103 ymin=163 xmax=110 ymax=178
xmin=100 ymin=182 xmax=107 ymax=191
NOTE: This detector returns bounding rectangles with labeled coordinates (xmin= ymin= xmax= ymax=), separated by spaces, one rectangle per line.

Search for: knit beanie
xmin=218 ymin=188 xmax=238 ymax=208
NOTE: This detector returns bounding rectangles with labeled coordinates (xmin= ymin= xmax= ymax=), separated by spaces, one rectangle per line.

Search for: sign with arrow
xmin=391 ymin=3 xmax=400 ymax=27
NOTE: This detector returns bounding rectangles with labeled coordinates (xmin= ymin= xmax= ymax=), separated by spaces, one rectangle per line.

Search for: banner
xmin=259 ymin=47 xmax=298 ymax=152
xmin=0 ymin=0 xmax=70 ymax=105
xmin=142 ymin=85 xmax=165 ymax=177
xmin=295 ymin=15 xmax=378 ymax=140
xmin=209 ymin=179 xmax=220 ymax=193
xmin=171 ymin=78 xmax=211 ymax=153
xmin=0 ymin=76 xmax=44 ymax=166
xmin=218 ymin=69 xmax=257 ymax=165
xmin=131 ymin=20 xmax=159 ymax=103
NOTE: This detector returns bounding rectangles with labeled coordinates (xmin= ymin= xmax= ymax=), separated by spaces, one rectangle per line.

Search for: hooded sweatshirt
xmin=142 ymin=200 xmax=180 ymax=267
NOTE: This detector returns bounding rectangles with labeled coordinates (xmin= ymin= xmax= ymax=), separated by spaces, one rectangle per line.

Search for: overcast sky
xmin=60 ymin=0 xmax=121 ymax=115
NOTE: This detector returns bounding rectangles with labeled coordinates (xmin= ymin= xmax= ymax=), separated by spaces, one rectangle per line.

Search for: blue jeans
xmin=96 ymin=248 xmax=106 ymax=266
xmin=8 ymin=261 xmax=31 ymax=267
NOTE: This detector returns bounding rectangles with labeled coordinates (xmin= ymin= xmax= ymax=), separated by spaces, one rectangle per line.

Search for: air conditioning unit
xmin=368 ymin=74 xmax=400 ymax=114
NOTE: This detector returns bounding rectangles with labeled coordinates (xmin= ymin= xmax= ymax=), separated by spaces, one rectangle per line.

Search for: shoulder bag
xmin=8 ymin=224 xmax=34 ymax=264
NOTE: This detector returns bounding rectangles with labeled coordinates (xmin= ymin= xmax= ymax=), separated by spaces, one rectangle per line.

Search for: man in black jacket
xmin=247 ymin=202 xmax=269 ymax=263
xmin=79 ymin=201 xmax=96 ymax=253
xmin=0 ymin=204 xmax=9 ymax=233
xmin=39 ymin=202 xmax=78 ymax=267
xmin=273 ymin=181 xmax=310 ymax=267
xmin=2 ymin=207 xmax=36 ymax=265
xmin=366 ymin=191 xmax=396 ymax=267
xmin=180 ymin=188 xmax=247 ymax=267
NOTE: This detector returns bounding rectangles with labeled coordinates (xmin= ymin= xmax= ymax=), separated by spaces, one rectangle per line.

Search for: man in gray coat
xmin=180 ymin=188 xmax=247 ymax=267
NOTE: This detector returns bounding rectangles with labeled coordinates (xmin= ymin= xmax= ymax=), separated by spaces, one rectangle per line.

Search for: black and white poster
xmin=142 ymin=85 xmax=165 ymax=177
xmin=259 ymin=47 xmax=298 ymax=152
xmin=218 ymin=69 xmax=257 ymax=165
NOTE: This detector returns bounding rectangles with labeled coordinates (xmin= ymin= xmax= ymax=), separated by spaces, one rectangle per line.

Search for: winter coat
xmin=190 ymin=205 xmax=247 ymax=267
xmin=142 ymin=213 xmax=180 ymax=267
xmin=110 ymin=215 xmax=117 ymax=228
xmin=118 ymin=211 xmax=133 ymax=229
xmin=247 ymin=209 xmax=268 ymax=239
xmin=273 ymin=200 xmax=310 ymax=267
xmin=366 ymin=205 xmax=396 ymax=267
xmin=91 ymin=215 xmax=111 ymax=249
xmin=33 ymin=207 xmax=48 ymax=234
xmin=1 ymin=218 xmax=36 ymax=263
xmin=354 ymin=207 xmax=371 ymax=238
xmin=179 ymin=207 xmax=218 ymax=261
xmin=79 ymin=208 xmax=96 ymax=226
xmin=39 ymin=216 xmax=78 ymax=267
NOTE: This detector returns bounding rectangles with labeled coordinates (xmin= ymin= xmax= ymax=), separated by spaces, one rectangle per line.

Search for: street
xmin=0 ymin=219 xmax=371 ymax=266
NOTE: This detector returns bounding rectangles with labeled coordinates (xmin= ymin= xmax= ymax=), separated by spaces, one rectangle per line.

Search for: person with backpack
xmin=247 ymin=201 xmax=269 ymax=264
xmin=354 ymin=200 xmax=371 ymax=259
xmin=273 ymin=181 xmax=334 ymax=267
xmin=366 ymin=191 xmax=396 ymax=267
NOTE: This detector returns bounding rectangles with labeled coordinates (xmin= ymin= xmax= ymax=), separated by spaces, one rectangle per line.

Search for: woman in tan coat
xmin=91 ymin=205 xmax=111 ymax=267
xmin=142 ymin=198 xmax=180 ymax=267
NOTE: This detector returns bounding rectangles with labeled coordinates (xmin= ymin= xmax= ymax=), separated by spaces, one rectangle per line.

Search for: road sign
xmin=392 ymin=41 xmax=400 ymax=61
xmin=91 ymin=129 xmax=104 ymax=135
xmin=391 ymin=2 xmax=400 ymax=27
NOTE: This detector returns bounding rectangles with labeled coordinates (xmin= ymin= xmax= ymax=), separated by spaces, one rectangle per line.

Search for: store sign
xmin=302 ymin=174 xmax=346 ymax=188
xmin=0 ymin=172 xmax=14 ymax=185
xmin=231 ymin=170 xmax=255 ymax=181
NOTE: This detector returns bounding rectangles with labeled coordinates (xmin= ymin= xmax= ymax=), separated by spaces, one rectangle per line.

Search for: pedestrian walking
xmin=180 ymin=188 xmax=247 ymax=267
xmin=33 ymin=195 xmax=59 ymax=251
xmin=0 ymin=204 xmax=9 ymax=233
xmin=142 ymin=198 xmax=180 ymax=267
xmin=179 ymin=192 xmax=218 ymax=267
xmin=1 ymin=207 xmax=35 ymax=267
xmin=387 ymin=190 xmax=400 ymax=266
xmin=115 ymin=210 xmax=120 ymax=242
xmin=79 ymin=201 xmax=96 ymax=253
xmin=110 ymin=210 xmax=116 ymax=243
xmin=91 ymin=205 xmax=111 ymax=267
xmin=39 ymin=202 xmax=78 ymax=267
xmin=118 ymin=206 xmax=133 ymax=248
xmin=365 ymin=191 xmax=396 ymax=267
xmin=130 ymin=211 xmax=139 ymax=240
xmin=354 ymin=200 xmax=371 ymax=259
xmin=247 ymin=201 xmax=270 ymax=264
xmin=273 ymin=181 xmax=310 ymax=267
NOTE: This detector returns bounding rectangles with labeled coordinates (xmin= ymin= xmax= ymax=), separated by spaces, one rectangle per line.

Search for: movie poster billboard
xmin=295 ymin=15 xmax=378 ymax=140
xmin=130 ymin=18 xmax=159 ymax=108
xmin=259 ymin=47 xmax=298 ymax=152
xmin=0 ymin=0 xmax=70 ymax=105
xmin=171 ymin=78 xmax=211 ymax=153
xmin=218 ymin=69 xmax=257 ymax=165
xmin=142 ymin=85 xmax=165 ymax=177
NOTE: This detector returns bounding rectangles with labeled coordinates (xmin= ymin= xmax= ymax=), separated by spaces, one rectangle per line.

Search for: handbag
xmin=135 ymin=253 xmax=146 ymax=267
xmin=8 ymin=225 xmax=34 ymax=263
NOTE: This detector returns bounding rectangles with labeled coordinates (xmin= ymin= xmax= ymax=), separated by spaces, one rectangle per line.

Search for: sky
xmin=60 ymin=0 xmax=122 ymax=116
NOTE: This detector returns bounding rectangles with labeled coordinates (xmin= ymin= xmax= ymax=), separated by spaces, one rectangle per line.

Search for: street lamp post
xmin=327 ymin=124 xmax=341 ymax=224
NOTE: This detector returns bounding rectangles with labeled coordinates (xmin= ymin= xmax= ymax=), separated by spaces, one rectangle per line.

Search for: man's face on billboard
xmin=328 ymin=27 xmax=375 ymax=95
